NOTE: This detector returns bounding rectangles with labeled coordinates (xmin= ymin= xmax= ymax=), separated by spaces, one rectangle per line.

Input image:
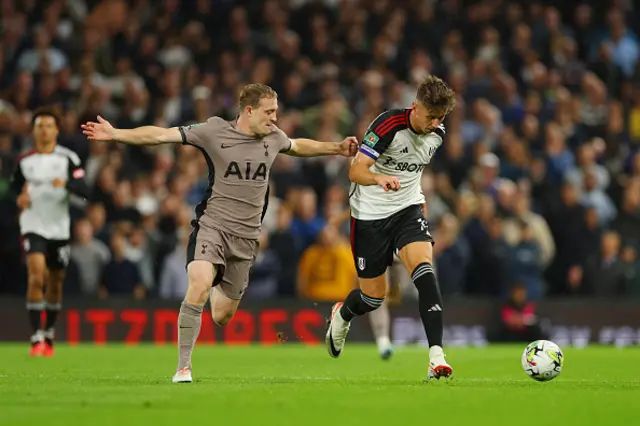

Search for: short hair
xmin=416 ymin=75 xmax=456 ymax=115
xmin=31 ymin=107 xmax=60 ymax=128
xmin=238 ymin=83 xmax=277 ymax=110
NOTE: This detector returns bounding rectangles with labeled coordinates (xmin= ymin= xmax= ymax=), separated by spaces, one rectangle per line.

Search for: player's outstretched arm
xmin=81 ymin=116 xmax=182 ymax=145
xmin=284 ymin=137 xmax=358 ymax=157
xmin=349 ymin=153 xmax=400 ymax=191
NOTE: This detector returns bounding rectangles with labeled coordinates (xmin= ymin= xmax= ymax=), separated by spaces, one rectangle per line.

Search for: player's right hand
xmin=81 ymin=115 xmax=116 ymax=141
xmin=52 ymin=178 xmax=66 ymax=188
xmin=17 ymin=190 xmax=30 ymax=210
xmin=374 ymin=175 xmax=400 ymax=191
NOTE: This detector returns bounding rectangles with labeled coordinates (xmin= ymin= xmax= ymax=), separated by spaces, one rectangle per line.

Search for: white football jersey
xmin=12 ymin=145 xmax=85 ymax=240
xmin=350 ymin=108 xmax=444 ymax=220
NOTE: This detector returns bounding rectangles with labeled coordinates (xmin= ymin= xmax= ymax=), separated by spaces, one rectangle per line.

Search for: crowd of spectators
xmin=1 ymin=0 xmax=639 ymax=302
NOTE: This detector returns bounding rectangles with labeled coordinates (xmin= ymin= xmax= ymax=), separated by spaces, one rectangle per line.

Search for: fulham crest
xmin=358 ymin=257 xmax=366 ymax=271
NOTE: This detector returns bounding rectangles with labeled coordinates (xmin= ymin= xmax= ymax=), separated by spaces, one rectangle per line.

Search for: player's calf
xmin=174 ymin=261 xmax=216 ymax=382
xmin=26 ymin=253 xmax=47 ymax=351
xmin=410 ymin=262 xmax=452 ymax=379
xmin=339 ymin=289 xmax=385 ymax=322
xmin=340 ymin=274 xmax=387 ymax=321
xmin=411 ymin=262 xmax=443 ymax=347
xmin=43 ymin=269 xmax=64 ymax=351
xmin=399 ymin=242 xmax=451 ymax=379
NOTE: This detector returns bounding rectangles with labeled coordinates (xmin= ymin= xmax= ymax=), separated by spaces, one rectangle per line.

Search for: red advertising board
xmin=0 ymin=298 xmax=639 ymax=347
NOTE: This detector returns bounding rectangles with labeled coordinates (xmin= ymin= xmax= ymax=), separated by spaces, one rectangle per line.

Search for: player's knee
xmin=365 ymin=286 xmax=386 ymax=300
xmin=28 ymin=271 xmax=45 ymax=289
xmin=186 ymin=280 xmax=210 ymax=304
xmin=407 ymin=257 xmax=432 ymax=275
xmin=186 ymin=264 xmax=215 ymax=303
xmin=360 ymin=290 xmax=385 ymax=313
xmin=359 ymin=276 xmax=387 ymax=299
xmin=45 ymin=285 xmax=62 ymax=302
xmin=212 ymin=310 xmax=234 ymax=327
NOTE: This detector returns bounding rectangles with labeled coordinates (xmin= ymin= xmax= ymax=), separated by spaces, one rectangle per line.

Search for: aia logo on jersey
xmin=224 ymin=161 xmax=268 ymax=181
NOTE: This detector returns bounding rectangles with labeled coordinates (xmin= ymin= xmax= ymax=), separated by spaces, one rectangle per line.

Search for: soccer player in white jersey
xmin=10 ymin=109 xmax=89 ymax=356
xmin=326 ymin=76 xmax=456 ymax=380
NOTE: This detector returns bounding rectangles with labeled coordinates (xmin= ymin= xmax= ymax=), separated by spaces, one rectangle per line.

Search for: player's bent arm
xmin=111 ymin=126 xmax=182 ymax=145
xmin=348 ymin=152 xmax=380 ymax=186
xmin=9 ymin=164 xmax=26 ymax=198
xmin=284 ymin=138 xmax=342 ymax=157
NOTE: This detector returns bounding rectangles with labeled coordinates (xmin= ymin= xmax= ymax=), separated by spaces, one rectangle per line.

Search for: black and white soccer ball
xmin=521 ymin=340 xmax=564 ymax=382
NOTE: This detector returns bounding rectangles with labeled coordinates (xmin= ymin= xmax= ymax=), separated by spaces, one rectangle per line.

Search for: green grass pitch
xmin=1 ymin=344 xmax=638 ymax=426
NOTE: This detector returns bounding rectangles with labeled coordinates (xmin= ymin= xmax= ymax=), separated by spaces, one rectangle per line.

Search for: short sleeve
xmin=359 ymin=110 xmax=408 ymax=161
xmin=179 ymin=117 xmax=218 ymax=148
xmin=276 ymin=129 xmax=293 ymax=153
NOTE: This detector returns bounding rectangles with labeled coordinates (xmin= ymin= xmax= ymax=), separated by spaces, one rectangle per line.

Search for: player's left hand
xmin=52 ymin=178 xmax=66 ymax=188
xmin=339 ymin=136 xmax=359 ymax=157
xmin=81 ymin=115 xmax=116 ymax=141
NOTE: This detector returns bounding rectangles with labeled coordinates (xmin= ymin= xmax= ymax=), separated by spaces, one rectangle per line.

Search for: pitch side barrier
xmin=0 ymin=298 xmax=638 ymax=347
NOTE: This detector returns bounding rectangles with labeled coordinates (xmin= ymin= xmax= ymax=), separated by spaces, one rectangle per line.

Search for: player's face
xmin=411 ymin=102 xmax=446 ymax=134
xmin=249 ymin=97 xmax=278 ymax=136
xmin=33 ymin=115 xmax=59 ymax=145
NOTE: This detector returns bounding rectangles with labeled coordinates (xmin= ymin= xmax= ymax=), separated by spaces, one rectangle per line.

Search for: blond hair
xmin=238 ymin=83 xmax=278 ymax=110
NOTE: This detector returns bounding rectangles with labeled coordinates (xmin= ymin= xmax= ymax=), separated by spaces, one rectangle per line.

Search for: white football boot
xmin=326 ymin=302 xmax=351 ymax=358
xmin=377 ymin=336 xmax=394 ymax=361
xmin=172 ymin=367 xmax=193 ymax=383
xmin=428 ymin=345 xmax=453 ymax=380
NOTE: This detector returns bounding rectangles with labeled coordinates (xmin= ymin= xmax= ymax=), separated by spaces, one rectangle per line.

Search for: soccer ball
xmin=521 ymin=340 xmax=564 ymax=382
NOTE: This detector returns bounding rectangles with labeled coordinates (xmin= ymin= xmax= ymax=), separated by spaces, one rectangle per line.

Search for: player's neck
xmin=35 ymin=141 xmax=56 ymax=154
xmin=407 ymin=110 xmax=421 ymax=134
xmin=235 ymin=115 xmax=257 ymax=137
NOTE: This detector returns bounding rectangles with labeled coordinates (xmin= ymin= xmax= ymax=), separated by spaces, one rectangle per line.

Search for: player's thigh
xmin=46 ymin=240 xmax=70 ymax=275
xmin=393 ymin=205 xmax=435 ymax=272
xmin=23 ymin=234 xmax=48 ymax=283
xmin=186 ymin=226 xmax=225 ymax=294
xmin=351 ymin=216 xmax=394 ymax=287
xmin=218 ymin=234 xmax=258 ymax=301
xmin=186 ymin=260 xmax=218 ymax=294
xmin=397 ymin=241 xmax=434 ymax=276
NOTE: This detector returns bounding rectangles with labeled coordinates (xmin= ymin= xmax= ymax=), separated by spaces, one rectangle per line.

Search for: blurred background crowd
xmin=1 ymin=0 xmax=640 ymax=303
